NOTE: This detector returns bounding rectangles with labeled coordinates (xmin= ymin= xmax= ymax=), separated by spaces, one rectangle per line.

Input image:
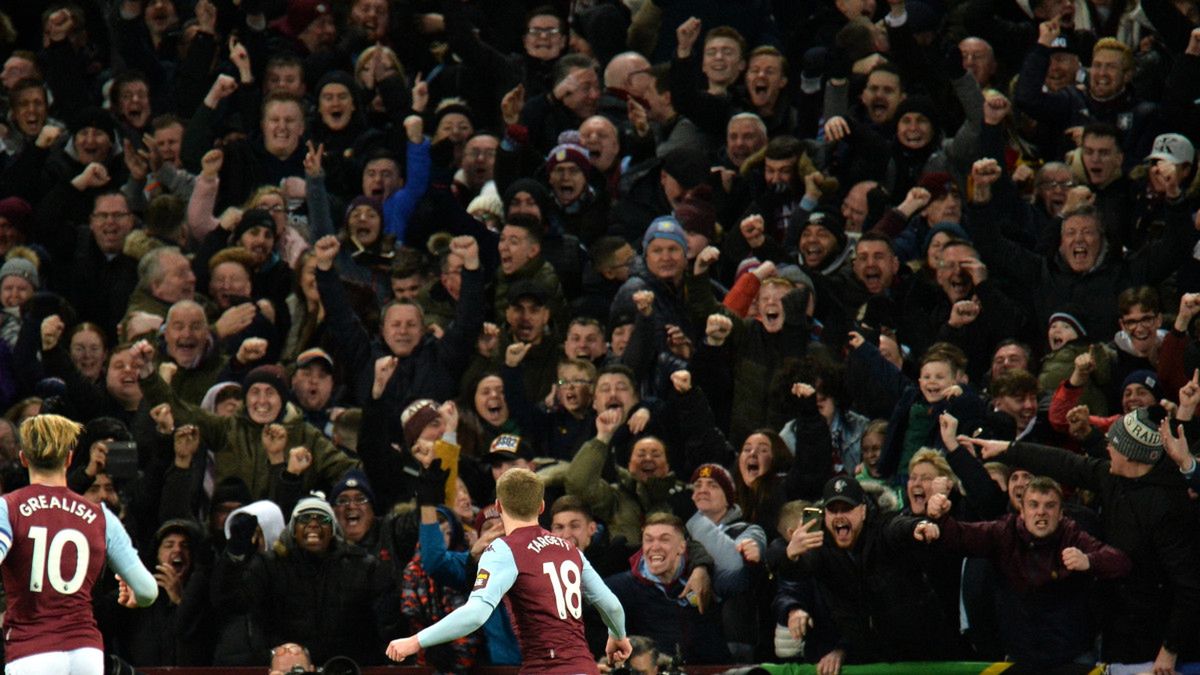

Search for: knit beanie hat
xmin=545 ymin=143 xmax=591 ymax=173
xmin=290 ymin=493 xmax=341 ymax=539
xmin=244 ymin=365 xmax=289 ymax=403
xmin=691 ymin=463 xmax=736 ymax=505
xmin=71 ymin=107 xmax=116 ymax=140
xmin=401 ymin=399 xmax=440 ymax=447
xmin=1122 ymin=369 xmax=1162 ymax=399
xmin=345 ymin=195 xmax=384 ymax=225
xmin=661 ymin=147 xmax=709 ymax=191
xmin=329 ymin=469 xmax=376 ymax=506
xmin=0 ymin=197 xmax=33 ymax=235
xmin=674 ymin=194 xmax=717 ymax=242
xmin=233 ymin=208 xmax=276 ymax=243
xmin=0 ymin=257 xmax=38 ymax=289
xmin=642 ymin=215 xmax=687 ymax=252
xmin=1105 ymin=407 xmax=1164 ymax=464
xmin=803 ymin=210 xmax=848 ymax=253
xmin=1048 ymin=307 xmax=1087 ymax=338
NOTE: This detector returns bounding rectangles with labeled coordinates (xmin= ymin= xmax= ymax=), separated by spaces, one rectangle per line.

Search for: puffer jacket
xmin=211 ymin=532 xmax=399 ymax=665
xmin=141 ymin=373 xmax=358 ymax=499
xmin=564 ymin=437 xmax=692 ymax=544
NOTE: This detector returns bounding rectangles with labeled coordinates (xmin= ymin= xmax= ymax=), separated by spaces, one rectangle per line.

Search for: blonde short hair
xmin=496 ymin=468 xmax=544 ymax=520
xmin=19 ymin=414 xmax=83 ymax=471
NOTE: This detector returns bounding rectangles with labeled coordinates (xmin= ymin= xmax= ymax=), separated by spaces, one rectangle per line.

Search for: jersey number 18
xmin=542 ymin=560 xmax=582 ymax=620
xmin=27 ymin=527 xmax=89 ymax=594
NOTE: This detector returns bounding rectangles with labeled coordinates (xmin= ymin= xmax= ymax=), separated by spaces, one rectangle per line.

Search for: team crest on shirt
xmin=474 ymin=569 xmax=490 ymax=590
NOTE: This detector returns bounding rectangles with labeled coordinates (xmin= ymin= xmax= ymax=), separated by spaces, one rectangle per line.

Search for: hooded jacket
xmin=211 ymin=520 xmax=399 ymax=665
xmin=140 ymin=373 xmax=358 ymax=500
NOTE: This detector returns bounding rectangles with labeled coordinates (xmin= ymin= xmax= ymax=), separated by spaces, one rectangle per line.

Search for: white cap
xmin=1146 ymin=133 xmax=1195 ymax=165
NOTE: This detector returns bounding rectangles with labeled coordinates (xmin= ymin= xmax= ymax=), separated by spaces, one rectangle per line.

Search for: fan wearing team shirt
xmin=0 ymin=414 xmax=157 ymax=675
xmin=386 ymin=468 xmax=632 ymax=673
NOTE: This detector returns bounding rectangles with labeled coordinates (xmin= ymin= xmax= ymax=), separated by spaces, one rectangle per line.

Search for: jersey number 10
xmin=542 ymin=560 xmax=582 ymax=620
xmin=27 ymin=527 xmax=90 ymax=594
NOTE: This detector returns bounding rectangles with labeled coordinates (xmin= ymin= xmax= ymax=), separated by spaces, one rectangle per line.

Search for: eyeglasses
xmin=262 ymin=204 xmax=287 ymax=213
xmin=91 ymin=211 xmax=132 ymax=221
xmin=1121 ymin=314 xmax=1158 ymax=329
xmin=556 ymin=378 xmax=593 ymax=387
xmin=295 ymin=512 xmax=332 ymax=526
xmin=1038 ymin=180 xmax=1075 ymax=191
xmin=334 ymin=496 xmax=370 ymax=507
xmin=527 ymin=27 xmax=562 ymax=37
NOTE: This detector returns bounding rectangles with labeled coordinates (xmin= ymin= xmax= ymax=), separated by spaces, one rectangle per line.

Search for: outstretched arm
xmin=387 ymin=538 xmax=518 ymax=660
xmin=104 ymin=504 xmax=159 ymax=607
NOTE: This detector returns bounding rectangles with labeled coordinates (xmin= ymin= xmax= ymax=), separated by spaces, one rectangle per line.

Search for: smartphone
xmin=435 ymin=441 xmax=460 ymax=506
xmin=105 ymin=441 xmax=139 ymax=481
xmin=802 ymin=507 xmax=823 ymax=527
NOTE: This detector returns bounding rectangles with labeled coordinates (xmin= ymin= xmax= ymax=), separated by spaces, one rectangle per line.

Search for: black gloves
xmin=416 ymin=458 xmax=450 ymax=506
xmin=226 ymin=512 xmax=259 ymax=558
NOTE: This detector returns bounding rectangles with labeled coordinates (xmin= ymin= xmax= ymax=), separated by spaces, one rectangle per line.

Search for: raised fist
xmin=633 ymin=290 xmax=655 ymax=317
xmin=449 ymin=236 xmax=480 ymax=270
xmin=705 ymin=313 xmax=733 ymax=346
xmin=314 ymin=235 xmax=340 ymax=271
xmin=40 ymin=314 xmax=65 ymax=351
xmin=670 ymin=370 xmax=692 ymax=393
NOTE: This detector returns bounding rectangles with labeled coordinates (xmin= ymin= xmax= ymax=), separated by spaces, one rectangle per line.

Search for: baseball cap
xmin=487 ymin=433 xmax=532 ymax=463
xmin=822 ymin=476 xmax=866 ymax=508
xmin=1145 ymin=133 xmax=1195 ymax=165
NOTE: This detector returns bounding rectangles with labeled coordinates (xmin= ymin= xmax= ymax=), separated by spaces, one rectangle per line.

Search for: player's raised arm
xmin=0 ymin=499 xmax=13 ymax=564
xmin=386 ymin=538 xmax=519 ymax=662
xmin=580 ymin=554 xmax=631 ymax=662
xmin=103 ymin=504 xmax=158 ymax=607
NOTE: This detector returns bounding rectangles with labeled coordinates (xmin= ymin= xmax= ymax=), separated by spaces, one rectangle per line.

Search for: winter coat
xmin=965 ymin=200 xmax=1198 ymax=341
xmin=564 ymin=437 xmax=693 ymax=544
xmin=211 ymin=536 xmax=399 ymax=665
xmin=315 ymin=264 xmax=484 ymax=415
xmin=1000 ymin=441 xmax=1200 ymax=661
xmin=776 ymin=509 xmax=960 ymax=664
xmin=140 ymin=373 xmax=358 ymax=500
xmin=605 ymin=551 xmax=733 ymax=664
xmin=936 ymin=512 xmax=1131 ymax=667
xmin=1038 ymin=341 xmax=1114 ymax=417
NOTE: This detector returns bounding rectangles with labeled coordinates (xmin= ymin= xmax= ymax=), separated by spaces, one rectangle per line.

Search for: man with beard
xmin=824 ymin=63 xmax=907 ymax=141
xmin=108 ymin=519 xmax=214 ymax=666
xmin=453 ymin=134 xmax=498 ymax=208
xmin=778 ymin=476 xmax=958 ymax=670
xmin=1016 ymin=21 xmax=1158 ymax=164
xmin=795 ymin=210 xmax=852 ymax=278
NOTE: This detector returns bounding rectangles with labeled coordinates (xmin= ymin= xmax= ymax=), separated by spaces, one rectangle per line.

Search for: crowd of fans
xmin=2 ymin=0 xmax=1200 ymax=671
